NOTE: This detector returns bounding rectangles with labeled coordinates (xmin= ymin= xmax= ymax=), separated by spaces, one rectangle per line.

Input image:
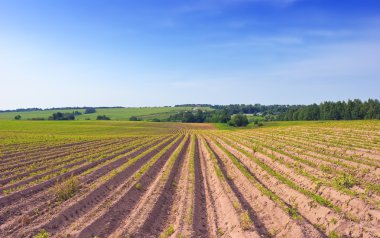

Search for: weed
xmin=232 ymin=201 xmax=240 ymax=210
xmin=135 ymin=182 xmax=142 ymax=190
xmin=314 ymin=180 xmax=323 ymax=191
xmin=366 ymin=183 xmax=380 ymax=195
xmin=159 ymin=226 xmax=174 ymax=238
xmin=217 ymin=228 xmax=224 ymax=236
xmin=314 ymin=223 xmax=326 ymax=232
xmin=328 ymin=231 xmax=341 ymax=238
xmin=55 ymin=174 xmax=79 ymax=202
xmin=240 ymin=210 xmax=253 ymax=230
xmin=330 ymin=217 xmax=338 ymax=225
xmin=252 ymin=144 xmax=260 ymax=154
xmin=345 ymin=212 xmax=360 ymax=222
xmin=286 ymin=206 xmax=301 ymax=220
xmin=320 ymin=164 xmax=333 ymax=173
xmin=334 ymin=173 xmax=357 ymax=189
xmin=34 ymin=229 xmax=49 ymax=238
xmin=269 ymin=228 xmax=280 ymax=236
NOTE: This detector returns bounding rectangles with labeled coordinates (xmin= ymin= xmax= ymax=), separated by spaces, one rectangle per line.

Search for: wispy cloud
xmin=207 ymin=35 xmax=303 ymax=48
xmin=272 ymin=40 xmax=380 ymax=80
xmin=176 ymin=0 xmax=298 ymax=14
xmin=1 ymin=0 xmax=379 ymax=108
xmin=304 ymin=29 xmax=354 ymax=38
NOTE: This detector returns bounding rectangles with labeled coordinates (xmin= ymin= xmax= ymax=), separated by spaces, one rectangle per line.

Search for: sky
xmin=1 ymin=0 xmax=379 ymax=109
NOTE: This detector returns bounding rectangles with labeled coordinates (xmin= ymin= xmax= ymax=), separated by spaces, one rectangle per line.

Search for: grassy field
xmin=0 ymin=120 xmax=379 ymax=237
xmin=0 ymin=107 xmax=213 ymax=121
xmin=0 ymin=120 xmax=174 ymax=138
xmin=0 ymin=120 xmax=215 ymax=146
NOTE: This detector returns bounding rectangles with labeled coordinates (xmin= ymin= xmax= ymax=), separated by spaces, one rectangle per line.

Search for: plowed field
xmin=0 ymin=121 xmax=379 ymax=237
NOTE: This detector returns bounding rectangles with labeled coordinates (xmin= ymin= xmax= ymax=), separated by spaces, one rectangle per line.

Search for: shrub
xmin=49 ymin=112 xmax=75 ymax=120
xmin=96 ymin=115 xmax=110 ymax=120
xmin=29 ymin=117 xmax=45 ymax=120
xmin=228 ymin=114 xmax=249 ymax=127
xmin=14 ymin=115 xmax=21 ymax=120
xmin=84 ymin=107 xmax=96 ymax=114
xmin=252 ymin=119 xmax=264 ymax=127
xmin=55 ymin=175 xmax=79 ymax=202
xmin=129 ymin=116 xmax=141 ymax=121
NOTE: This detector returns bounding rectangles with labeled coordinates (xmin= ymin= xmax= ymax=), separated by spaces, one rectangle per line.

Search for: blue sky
xmin=1 ymin=0 xmax=379 ymax=109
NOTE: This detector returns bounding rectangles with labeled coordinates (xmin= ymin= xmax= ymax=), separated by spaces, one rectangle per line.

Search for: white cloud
xmin=270 ymin=40 xmax=380 ymax=81
xmin=207 ymin=35 xmax=303 ymax=48
xmin=304 ymin=29 xmax=354 ymax=38
xmin=177 ymin=0 xmax=298 ymax=14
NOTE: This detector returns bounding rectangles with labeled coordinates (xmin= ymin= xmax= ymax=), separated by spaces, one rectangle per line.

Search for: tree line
xmin=166 ymin=109 xmax=249 ymax=127
xmin=278 ymin=99 xmax=380 ymax=120
xmin=10 ymin=99 xmax=380 ymax=123
xmin=167 ymin=109 xmax=230 ymax=123
xmin=48 ymin=110 xmax=110 ymax=120
xmin=167 ymin=99 xmax=380 ymax=125
xmin=175 ymin=104 xmax=293 ymax=116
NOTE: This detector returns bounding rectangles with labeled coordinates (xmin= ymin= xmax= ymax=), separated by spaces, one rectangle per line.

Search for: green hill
xmin=0 ymin=107 xmax=213 ymax=121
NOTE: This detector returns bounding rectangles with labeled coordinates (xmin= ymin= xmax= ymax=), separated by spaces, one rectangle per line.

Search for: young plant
xmin=334 ymin=173 xmax=357 ymax=189
xmin=159 ymin=226 xmax=175 ymax=238
xmin=240 ymin=210 xmax=253 ymax=230
xmin=55 ymin=174 xmax=79 ymax=202
xmin=34 ymin=229 xmax=49 ymax=238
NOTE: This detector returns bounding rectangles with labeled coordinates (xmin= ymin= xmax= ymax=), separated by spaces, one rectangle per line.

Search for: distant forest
xmin=277 ymin=99 xmax=380 ymax=120
xmin=175 ymin=99 xmax=380 ymax=122
xmin=2 ymin=99 xmax=379 ymax=122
